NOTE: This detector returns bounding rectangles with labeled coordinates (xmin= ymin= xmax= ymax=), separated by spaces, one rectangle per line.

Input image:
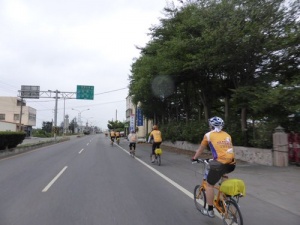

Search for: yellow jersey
xmin=201 ymin=131 xmax=234 ymax=164
xmin=149 ymin=130 xmax=162 ymax=142
xmin=110 ymin=131 xmax=116 ymax=137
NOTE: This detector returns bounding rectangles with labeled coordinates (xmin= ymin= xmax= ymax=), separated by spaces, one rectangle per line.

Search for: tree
xmin=42 ymin=121 xmax=52 ymax=133
xmin=107 ymin=120 xmax=125 ymax=131
xmin=128 ymin=0 xmax=300 ymax=147
xmin=69 ymin=118 xmax=78 ymax=134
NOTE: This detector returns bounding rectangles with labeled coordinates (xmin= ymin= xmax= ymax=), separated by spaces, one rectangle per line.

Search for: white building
xmin=126 ymin=95 xmax=153 ymax=141
xmin=0 ymin=97 xmax=36 ymax=136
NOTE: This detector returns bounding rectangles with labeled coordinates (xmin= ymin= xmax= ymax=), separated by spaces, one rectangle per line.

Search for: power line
xmin=95 ymin=87 xmax=127 ymax=95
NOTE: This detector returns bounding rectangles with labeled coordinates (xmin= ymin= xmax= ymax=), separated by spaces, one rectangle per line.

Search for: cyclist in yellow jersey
xmin=115 ymin=131 xmax=120 ymax=139
xmin=110 ymin=130 xmax=116 ymax=143
xmin=192 ymin=116 xmax=236 ymax=218
xmin=148 ymin=125 xmax=162 ymax=163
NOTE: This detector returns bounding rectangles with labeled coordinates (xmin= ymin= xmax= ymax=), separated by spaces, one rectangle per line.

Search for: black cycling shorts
xmin=207 ymin=161 xmax=236 ymax=185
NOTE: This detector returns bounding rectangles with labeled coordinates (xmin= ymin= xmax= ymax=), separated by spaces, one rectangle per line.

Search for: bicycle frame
xmin=199 ymin=178 xmax=227 ymax=214
xmin=193 ymin=159 xmax=243 ymax=225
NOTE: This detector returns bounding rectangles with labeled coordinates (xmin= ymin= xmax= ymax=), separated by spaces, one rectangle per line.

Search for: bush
xmin=160 ymin=120 xmax=208 ymax=144
xmin=32 ymin=129 xmax=52 ymax=138
xmin=0 ymin=132 xmax=26 ymax=150
xmin=160 ymin=118 xmax=273 ymax=148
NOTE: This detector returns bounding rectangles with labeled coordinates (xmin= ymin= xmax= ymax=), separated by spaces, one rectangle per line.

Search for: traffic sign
xmin=76 ymin=85 xmax=94 ymax=100
xmin=20 ymin=85 xmax=40 ymax=99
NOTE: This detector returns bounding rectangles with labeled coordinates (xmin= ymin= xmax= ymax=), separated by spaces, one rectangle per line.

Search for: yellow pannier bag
xmin=220 ymin=179 xmax=246 ymax=197
xmin=155 ymin=148 xmax=162 ymax=155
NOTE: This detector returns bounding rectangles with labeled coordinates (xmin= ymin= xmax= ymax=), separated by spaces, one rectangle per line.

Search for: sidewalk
xmin=147 ymin=142 xmax=300 ymax=217
xmin=231 ymin=162 xmax=300 ymax=217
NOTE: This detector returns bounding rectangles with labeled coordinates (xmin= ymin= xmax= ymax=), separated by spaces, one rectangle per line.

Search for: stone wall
xmin=162 ymin=140 xmax=273 ymax=166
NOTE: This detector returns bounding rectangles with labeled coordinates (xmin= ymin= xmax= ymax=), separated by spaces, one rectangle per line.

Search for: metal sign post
xmin=18 ymin=85 xmax=94 ymax=140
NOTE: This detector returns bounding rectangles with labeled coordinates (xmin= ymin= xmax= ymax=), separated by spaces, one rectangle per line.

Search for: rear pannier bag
xmin=220 ymin=179 xmax=246 ymax=196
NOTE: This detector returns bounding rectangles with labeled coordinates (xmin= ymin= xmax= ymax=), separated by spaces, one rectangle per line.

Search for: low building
xmin=0 ymin=97 xmax=36 ymax=136
xmin=0 ymin=121 xmax=18 ymax=131
xmin=126 ymin=96 xmax=152 ymax=142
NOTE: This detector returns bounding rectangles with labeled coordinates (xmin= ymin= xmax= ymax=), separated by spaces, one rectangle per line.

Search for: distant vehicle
xmin=120 ymin=131 xmax=125 ymax=137
xmin=83 ymin=129 xmax=90 ymax=135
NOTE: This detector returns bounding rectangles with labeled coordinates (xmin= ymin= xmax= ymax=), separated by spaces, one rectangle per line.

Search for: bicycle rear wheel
xmin=223 ymin=199 xmax=243 ymax=225
xmin=193 ymin=185 xmax=206 ymax=212
xmin=157 ymin=155 xmax=161 ymax=166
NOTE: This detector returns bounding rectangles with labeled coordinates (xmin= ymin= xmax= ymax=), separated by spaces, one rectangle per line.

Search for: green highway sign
xmin=76 ymin=85 xmax=94 ymax=100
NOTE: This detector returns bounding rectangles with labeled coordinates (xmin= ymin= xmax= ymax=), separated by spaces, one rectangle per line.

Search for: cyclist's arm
xmin=192 ymin=144 xmax=206 ymax=160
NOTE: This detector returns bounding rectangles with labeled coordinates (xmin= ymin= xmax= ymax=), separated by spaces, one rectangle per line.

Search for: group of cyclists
xmin=107 ymin=125 xmax=162 ymax=163
xmin=106 ymin=116 xmax=236 ymax=219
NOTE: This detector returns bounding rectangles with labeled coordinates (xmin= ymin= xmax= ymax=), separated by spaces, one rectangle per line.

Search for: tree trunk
xmin=241 ymin=107 xmax=248 ymax=146
xmin=224 ymin=96 xmax=229 ymax=122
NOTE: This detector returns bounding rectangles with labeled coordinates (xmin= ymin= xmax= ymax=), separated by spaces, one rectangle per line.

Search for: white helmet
xmin=209 ymin=116 xmax=224 ymax=128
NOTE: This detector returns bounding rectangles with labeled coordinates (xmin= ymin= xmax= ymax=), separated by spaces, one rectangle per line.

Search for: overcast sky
xmin=0 ymin=0 xmax=172 ymax=130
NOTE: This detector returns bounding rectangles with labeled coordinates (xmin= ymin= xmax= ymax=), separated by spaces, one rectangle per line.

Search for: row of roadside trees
xmin=128 ymin=0 xmax=300 ymax=148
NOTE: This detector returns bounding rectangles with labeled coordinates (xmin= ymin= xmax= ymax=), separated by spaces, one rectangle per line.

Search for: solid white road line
xmin=115 ymin=144 xmax=223 ymax=220
xmin=42 ymin=166 xmax=68 ymax=192
xmin=79 ymin=149 xmax=84 ymax=154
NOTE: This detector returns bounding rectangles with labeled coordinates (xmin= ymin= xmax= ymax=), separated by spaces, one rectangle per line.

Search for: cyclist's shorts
xmin=207 ymin=161 xmax=235 ymax=185
xmin=111 ymin=137 xmax=115 ymax=141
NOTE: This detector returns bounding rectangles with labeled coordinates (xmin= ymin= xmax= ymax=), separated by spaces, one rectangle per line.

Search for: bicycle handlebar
xmin=191 ymin=158 xmax=211 ymax=164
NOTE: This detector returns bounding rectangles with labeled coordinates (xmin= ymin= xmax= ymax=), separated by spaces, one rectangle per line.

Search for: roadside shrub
xmin=32 ymin=129 xmax=52 ymax=138
xmin=160 ymin=120 xmax=208 ymax=144
xmin=0 ymin=132 xmax=26 ymax=150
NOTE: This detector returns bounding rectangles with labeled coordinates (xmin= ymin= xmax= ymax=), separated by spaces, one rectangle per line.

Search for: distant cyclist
xmin=148 ymin=125 xmax=162 ymax=163
xmin=110 ymin=130 xmax=116 ymax=144
xmin=115 ymin=130 xmax=120 ymax=144
xmin=191 ymin=116 xmax=236 ymax=218
xmin=128 ymin=129 xmax=138 ymax=154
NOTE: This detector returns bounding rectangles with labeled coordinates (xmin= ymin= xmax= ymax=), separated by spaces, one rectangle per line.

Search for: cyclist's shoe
xmin=201 ymin=208 xmax=215 ymax=218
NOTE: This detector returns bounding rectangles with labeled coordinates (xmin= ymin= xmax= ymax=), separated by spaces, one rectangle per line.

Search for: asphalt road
xmin=0 ymin=134 xmax=299 ymax=225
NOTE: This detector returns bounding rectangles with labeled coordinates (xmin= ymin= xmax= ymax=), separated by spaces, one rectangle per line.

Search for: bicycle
xmin=129 ymin=143 xmax=136 ymax=158
xmin=154 ymin=147 xmax=162 ymax=166
xmin=192 ymin=158 xmax=245 ymax=225
xmin=110 ymin=137 xmax=115 ymax=146
xmin=116 ymin=137 xmax=120 ymax=145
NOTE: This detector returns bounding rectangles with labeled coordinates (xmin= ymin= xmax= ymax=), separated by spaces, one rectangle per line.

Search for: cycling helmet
xmin=153 ymin=125 xmax=158 ymax=130
xmin=208 ymin=116 xmax=224 ymax=128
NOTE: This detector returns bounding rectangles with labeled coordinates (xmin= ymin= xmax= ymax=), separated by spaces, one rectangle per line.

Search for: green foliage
xmin=42 ymin=121 xmax=52 ymax=133
xmin=160 ymin=121 xmax=208 ymax=144
xmin=128 ymin=0 xmax=300 ymax=148
xmin=0 ymin=132 xmax=26 ymax=150
xmin=32 ymin=129 xmax=52 ymax=138
xmin=107 ymin=120 xmax=126 ymax=131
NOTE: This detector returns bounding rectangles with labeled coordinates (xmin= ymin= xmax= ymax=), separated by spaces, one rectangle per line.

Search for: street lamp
xmin=72 ymin=108 xmax=90 ymax=133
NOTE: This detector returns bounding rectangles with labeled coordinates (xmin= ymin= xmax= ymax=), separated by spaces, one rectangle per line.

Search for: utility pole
xmin=18 ymin=97 xmax=23 ymax=132
xmin=54 ymin=90 xmax=59 ymax=141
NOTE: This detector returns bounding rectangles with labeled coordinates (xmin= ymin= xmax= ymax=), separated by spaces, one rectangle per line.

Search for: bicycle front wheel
xmin=193 ymin=185 xmax=206 ymax=212
xmin=223 ymin=199 xmax=243 ymax=225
